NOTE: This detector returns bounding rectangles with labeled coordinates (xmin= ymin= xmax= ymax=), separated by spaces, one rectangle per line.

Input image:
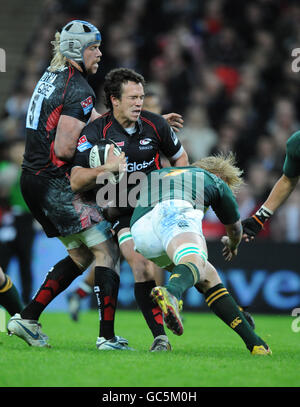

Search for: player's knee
xmin=0 ymin=268 xmax=5 ymax=285
xmin=173 ymin=243 xmax=207 ymax=272
xmin=68 ymin=247 xmax=94 ymax=271
xmin=199 ymin=262 xmax=221 ymax=292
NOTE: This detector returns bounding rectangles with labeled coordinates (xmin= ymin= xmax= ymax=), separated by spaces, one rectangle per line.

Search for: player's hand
xmin=221 ymin=236 xmax=238 ymax=261
xmin=242 ymin=216 xmax=263 ymax=242
xmin=105 ymin=144 xmax=126 ymax=174
xmin=163 ymin=113 xmax=184 ymax=132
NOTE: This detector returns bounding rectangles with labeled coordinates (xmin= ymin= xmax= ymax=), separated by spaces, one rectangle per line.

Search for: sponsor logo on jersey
xmin=126 ymin=158 xmax=155 ymax=172
xmin=115 ymin=141 xmax=125 ymax=147
xmin=77 ymin=135 xmax=92 ymax=152
xmin=81 ymin=96 xmax=93 ymax=115
xmin=140 ymin=138 xmax=152 ymax=145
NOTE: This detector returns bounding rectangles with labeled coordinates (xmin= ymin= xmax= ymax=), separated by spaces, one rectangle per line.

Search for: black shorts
xmin=21 ymin=171 xmax=104 ymax=238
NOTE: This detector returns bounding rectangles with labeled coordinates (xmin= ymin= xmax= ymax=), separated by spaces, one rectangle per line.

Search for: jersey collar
xmin=110 ymin=112 xmax=143 ymax=137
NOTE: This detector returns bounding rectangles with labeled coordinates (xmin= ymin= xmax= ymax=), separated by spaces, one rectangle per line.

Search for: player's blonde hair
xmin=192 ymin=152 xmax=244 ymax=194
xmin=49 ymin=32 xmax=67 ymax=72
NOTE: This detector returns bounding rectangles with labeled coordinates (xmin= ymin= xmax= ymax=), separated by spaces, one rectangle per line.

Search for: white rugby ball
xmin=89 ymin=139 xmax=124 ymax=184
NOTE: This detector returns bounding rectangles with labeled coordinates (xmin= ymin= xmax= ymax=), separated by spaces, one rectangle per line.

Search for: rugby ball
xmin=89 ymin=139 xmax=124 ymax=184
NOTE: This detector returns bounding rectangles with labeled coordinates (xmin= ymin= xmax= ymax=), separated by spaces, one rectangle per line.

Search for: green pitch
xmin=0 ymin=310 xmax=299 ymax=387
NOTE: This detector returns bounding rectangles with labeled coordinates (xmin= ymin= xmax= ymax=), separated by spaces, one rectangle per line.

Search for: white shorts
xmin=131 ymin=200 xmax=204 ymax=267
xmin=58 ymin=221 xmax=112 ymax=250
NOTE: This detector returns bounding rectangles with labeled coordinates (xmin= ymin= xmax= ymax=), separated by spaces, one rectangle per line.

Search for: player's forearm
xmin=262 ymin=174 xmax=298 ymax=213
xmin=225 ymin=220 xmax=242 ymax=249
xmin=171 ymin=150 xmax=189 ymax=167
xmin=70 ymin=166 xmax=108 ymax=192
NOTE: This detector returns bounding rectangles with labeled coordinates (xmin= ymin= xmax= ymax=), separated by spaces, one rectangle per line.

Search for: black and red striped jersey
xmin=72 ymin=109 xmax=184 ymax=174
xmin=22 ymin=65 xmax=96 ymax=177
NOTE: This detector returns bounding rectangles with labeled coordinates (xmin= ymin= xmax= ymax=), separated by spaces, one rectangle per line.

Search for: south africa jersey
xmin=130 ymin=166 xmax=240 ymax=227
xmin=283 ymin=131 xmax=300 ymax=178
xmin=23 ymin=65 xmax=96 ymax=177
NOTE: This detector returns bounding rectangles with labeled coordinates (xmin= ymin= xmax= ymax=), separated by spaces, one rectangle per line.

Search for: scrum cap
xmin=60 ymin=20 xmax=101 ymax=64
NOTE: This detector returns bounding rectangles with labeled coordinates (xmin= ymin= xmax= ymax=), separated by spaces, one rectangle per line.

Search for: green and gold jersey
xmin=283 ymin=131 xmax=300 ymax=178
xmin=130 ymin=166 xmax=240 ymax=227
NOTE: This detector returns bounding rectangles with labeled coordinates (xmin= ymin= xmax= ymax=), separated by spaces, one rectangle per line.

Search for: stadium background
xmin=0 ymin=0 xmax=299 ymax=314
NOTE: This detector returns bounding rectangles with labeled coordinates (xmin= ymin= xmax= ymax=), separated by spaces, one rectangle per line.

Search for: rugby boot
xmin=7 ymin=313 xmax=50 ymax=347
xmin=151 ymin=286 xmax=183 ymax=336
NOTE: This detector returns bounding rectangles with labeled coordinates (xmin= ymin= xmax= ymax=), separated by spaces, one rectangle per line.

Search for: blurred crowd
xmin=1 ymin=0 xmax=300 ymax=243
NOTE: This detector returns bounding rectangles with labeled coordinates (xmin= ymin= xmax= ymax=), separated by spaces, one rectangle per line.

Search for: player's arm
xmin=242 ymin=174 xmax=299 ymax=241
xmin=54 ymin=115 xmax=86 ymax=161
xmin=221 ymin=220 xmax=242 ymax=261
xmin=158 ymin=115 xmax=189 ymax=166
xmin=70 ymin=145 xmax=126 ymax=192
xmin=213 ymin=182 xmax=242 ymax=261
xmin=169 ymin=148 xmax=189 ymax=167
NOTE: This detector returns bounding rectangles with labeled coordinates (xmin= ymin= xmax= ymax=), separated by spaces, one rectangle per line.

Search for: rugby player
xmin=242 ymin=130 xmax=300 ymax=240
xmin=69 ymin=67 xmax=189 ymax=351
xmin=6 ymin=20 xmax=130 ymax=350
xmin=130 ymin=154 xmax=272 ymax=355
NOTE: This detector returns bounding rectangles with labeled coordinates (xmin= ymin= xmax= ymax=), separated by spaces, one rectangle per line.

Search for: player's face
xmin=114 ymin=81 xmax=144 ymax=126
xmin=83 ymin=43 xmax=102 ymax=74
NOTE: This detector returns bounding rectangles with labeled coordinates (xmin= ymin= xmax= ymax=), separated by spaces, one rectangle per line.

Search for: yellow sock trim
xmin=184 ymin=262 xmax=201 ymax=284
xmin=206 ymin=288 xmax=229 ymax=307
xmin=0 ymin=276 xmax=13 ymax=293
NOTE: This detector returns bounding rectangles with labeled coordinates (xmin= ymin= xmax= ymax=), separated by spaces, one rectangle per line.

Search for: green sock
xmin=205 ymin=283 xmax=267 ymax=351
xmin=0 ymin=276 xmax=23 ymax=316
xmin=166 ymin=263 xmax=200 ymax=300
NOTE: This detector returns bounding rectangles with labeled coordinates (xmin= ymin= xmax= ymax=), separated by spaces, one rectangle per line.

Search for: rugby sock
xmin=76 ymin=281 xmax=93 ymax=298
xmin=94 ymin=266 xmax=119 ymax=340
xmin=134 ymin=280 xmax=165 ymax=338
xmin=21 ymin=256 xmax=82 ymax=320
xmin=205 ymin=283 xmax=267 ymax=351
xmin=166 ymin=263 xmax=200 ymax=300
xmin=0 ymin=275 xmax=23 ymax=316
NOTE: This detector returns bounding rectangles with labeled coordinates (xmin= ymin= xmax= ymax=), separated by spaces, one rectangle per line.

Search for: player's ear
xmin=111 ymin=95 xmax=119 ymax=108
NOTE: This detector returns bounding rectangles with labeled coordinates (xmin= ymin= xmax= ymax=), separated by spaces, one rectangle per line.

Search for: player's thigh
xmin=89 ymin=237 xmax=119 ymax=269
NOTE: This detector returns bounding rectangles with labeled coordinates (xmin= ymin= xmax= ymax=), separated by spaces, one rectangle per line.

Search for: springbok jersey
xmin=22 ymin=65 xmax=96 ymax=177
xmin=283 ymin=131 xmax=300 ymax=178
xmin=130 ymin=166 xmax=240 ymax=227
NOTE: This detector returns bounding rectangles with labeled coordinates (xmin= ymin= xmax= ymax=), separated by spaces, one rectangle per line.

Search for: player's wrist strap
xmin=253 ymin=205 xmax=273 ymax=226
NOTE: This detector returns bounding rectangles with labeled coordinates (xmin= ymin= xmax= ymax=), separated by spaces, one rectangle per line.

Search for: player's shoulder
xmin=140 ymin=110 xmax=167 ymax=127
xmin=286 ymin=130 xmax=300 ymax=154
xmin=92 ymin=111 xmax=112 ymax=128
xmin=67 ymin=67 xmax=95 ymax=96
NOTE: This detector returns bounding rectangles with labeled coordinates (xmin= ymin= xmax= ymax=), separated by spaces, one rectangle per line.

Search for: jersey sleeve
xmin=283 ymin=131 xmax=300 ymax=178
xmin=156 ymin=115 xmax=184 ymax=159
xmin=71 ymin=121 xmax=100 ymax=168
xmin=211 ymin=182 xmax=240 ymax=225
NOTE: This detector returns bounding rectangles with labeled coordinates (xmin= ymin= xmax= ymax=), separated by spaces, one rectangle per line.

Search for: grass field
xmin=1 ymin=310 xmax=299 ymax=388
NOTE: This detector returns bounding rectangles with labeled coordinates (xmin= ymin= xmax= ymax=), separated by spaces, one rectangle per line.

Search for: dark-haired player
xmin=69 ymin=67 xmax=189 ymax=351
